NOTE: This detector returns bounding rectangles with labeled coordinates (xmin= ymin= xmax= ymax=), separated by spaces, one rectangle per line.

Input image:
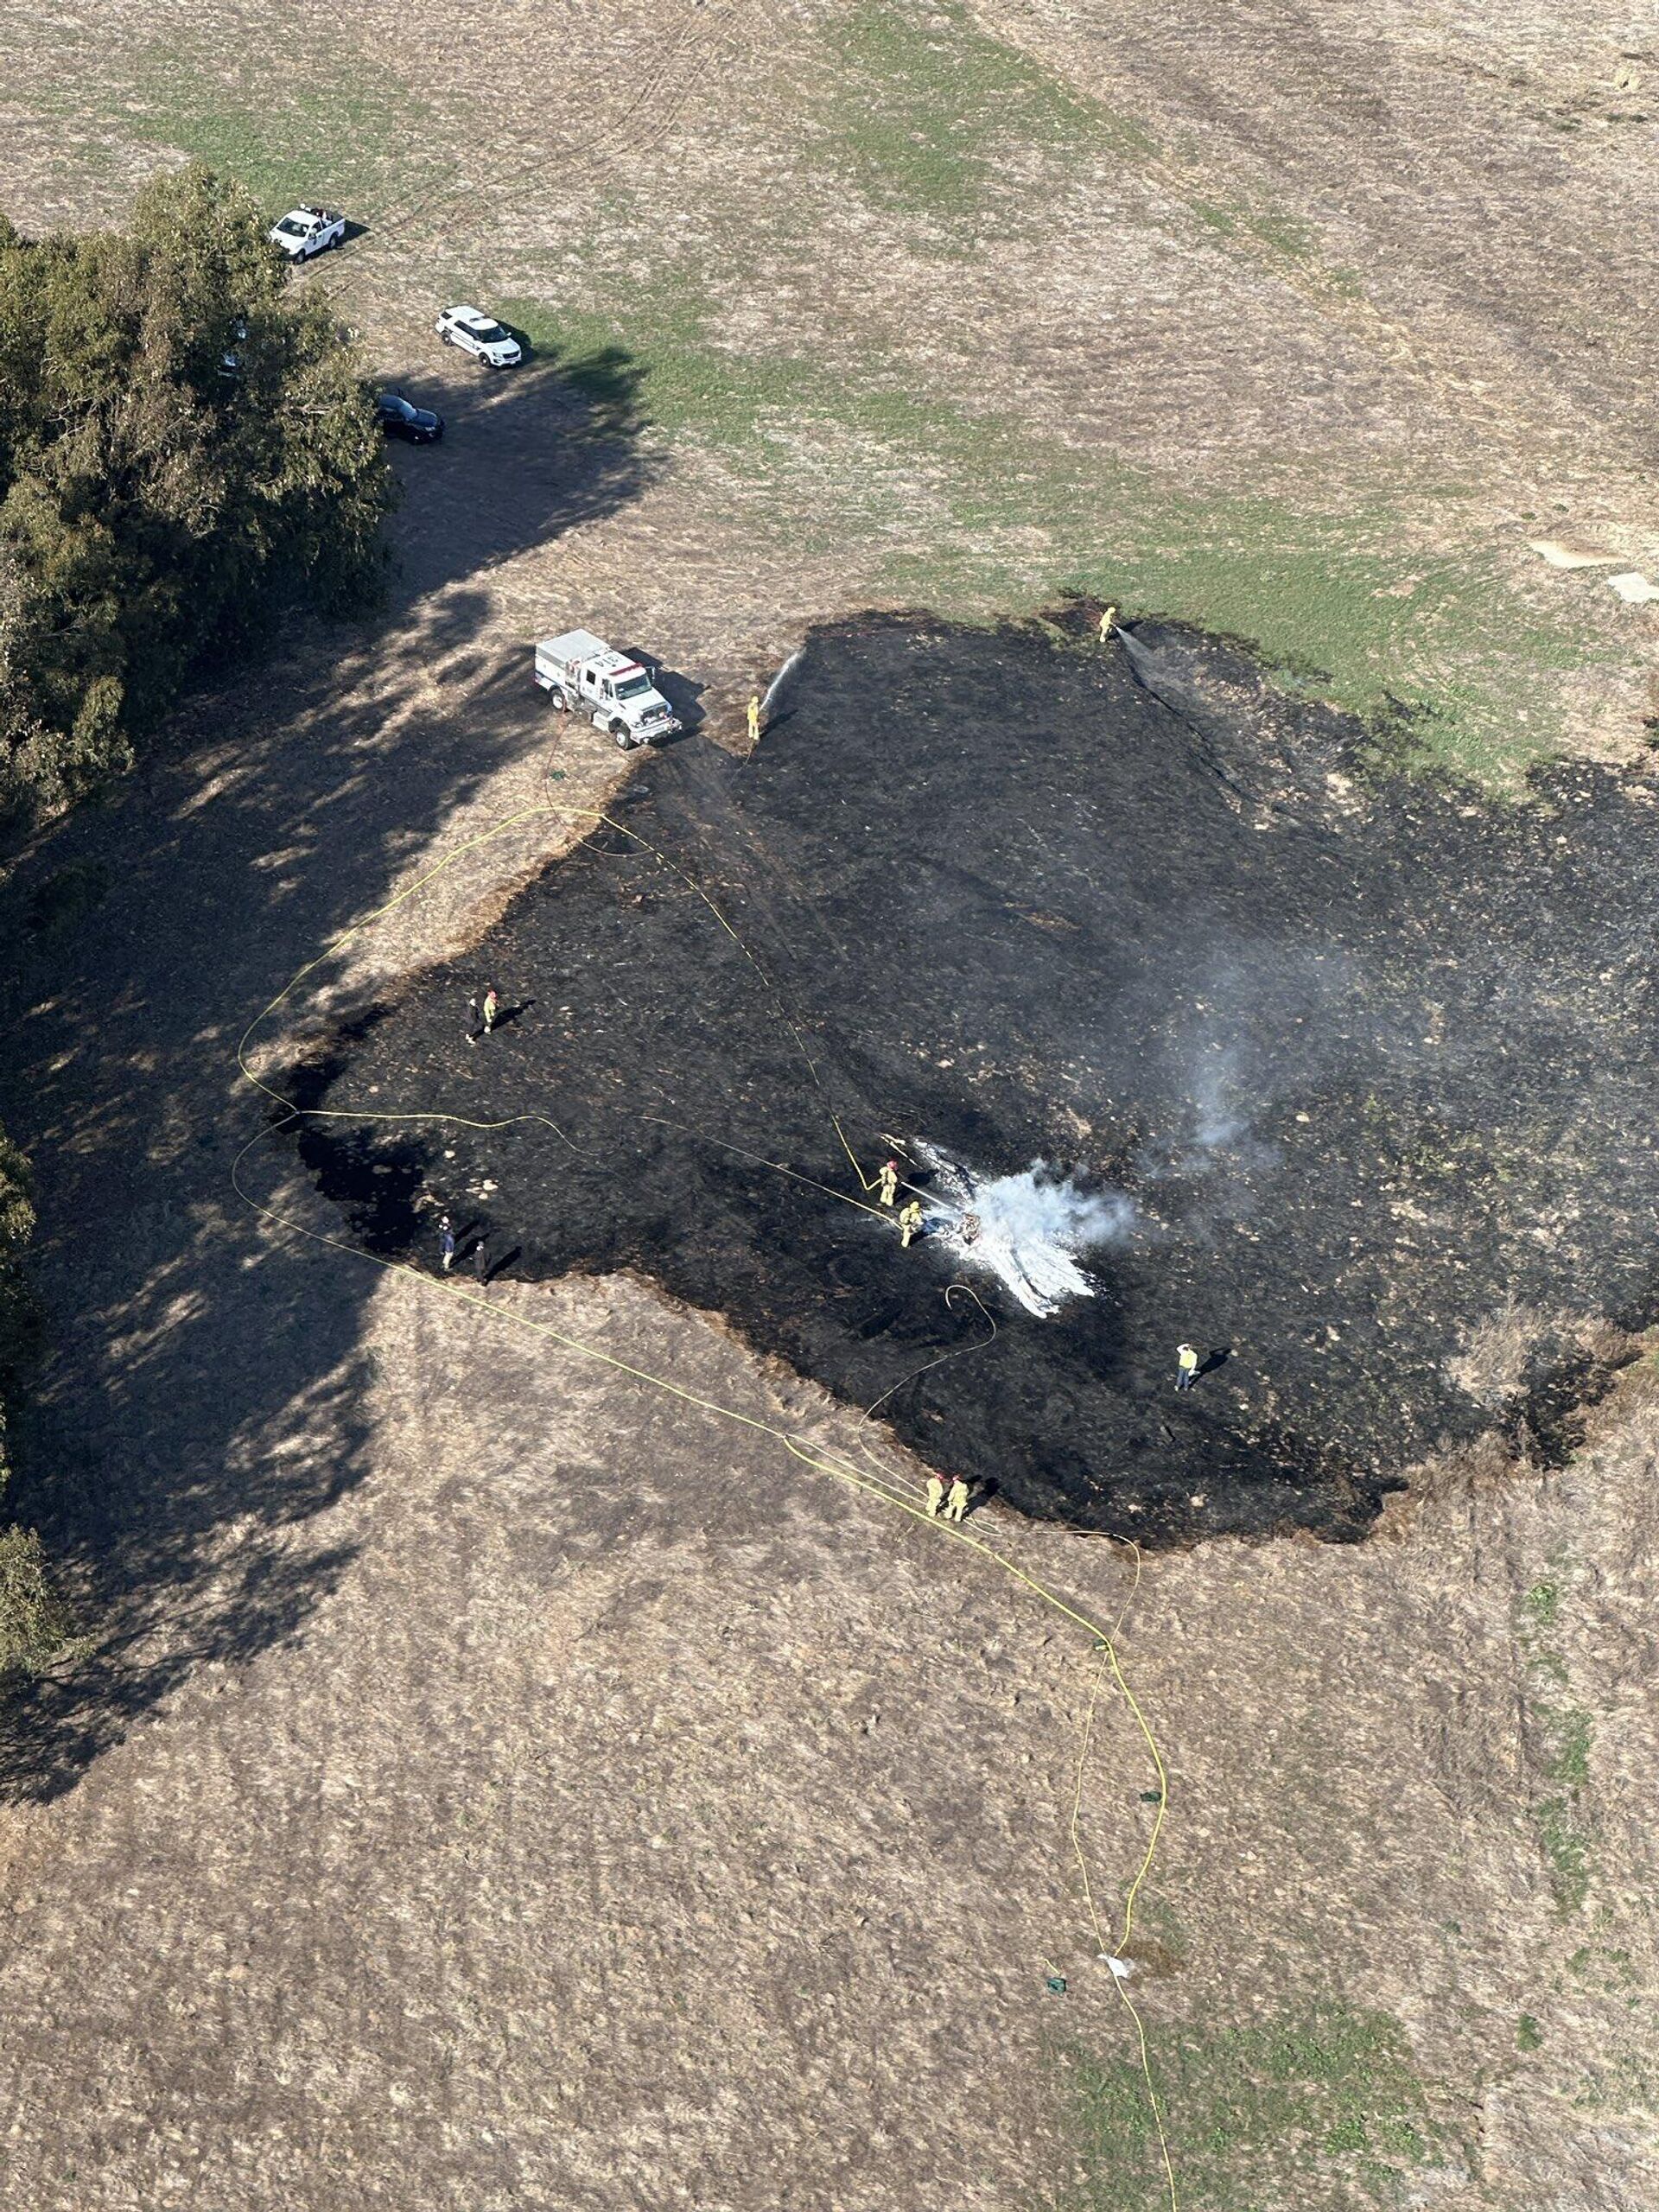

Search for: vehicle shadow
xmin=0 ymin=356 xmax=656 ymax=1803
xmin=621 ymin=649 xmax=706 ymax=736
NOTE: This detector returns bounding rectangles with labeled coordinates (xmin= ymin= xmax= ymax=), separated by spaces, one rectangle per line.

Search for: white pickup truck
xmin=534 ymin=629 xmax=682 ymax=748
xmin=269 ymin=206 xmax=346 ymax=260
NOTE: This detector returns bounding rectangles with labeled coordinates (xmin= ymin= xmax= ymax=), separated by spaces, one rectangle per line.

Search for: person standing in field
xmin=439 ymin=1214 xmax=456 ymax=1273
xmin=925 ymin=1472 xmax=945 ymax=1518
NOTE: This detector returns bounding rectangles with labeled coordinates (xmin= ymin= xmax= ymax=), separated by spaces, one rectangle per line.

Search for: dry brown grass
xmin=1 ymin=1251 xmax=1656 ymax=2206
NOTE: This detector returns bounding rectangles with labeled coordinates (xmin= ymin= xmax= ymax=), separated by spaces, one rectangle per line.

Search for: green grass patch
xmin=1546 ymin=1705 xmax=1593 ymax=1790
xmin=1063 ymin=2001 xmax=1455 ymax=2210
xmin=1190 ymin=200 xmax=1319 ymax=262
xmin=131 ymin=52 xmax=435 ymax=213
xmin=1516 ymin=2013 xmax=1544 ymax=2051
xmin=1191 ymin=200 xmax=1243 ymax=242
xmin=505 ymin=278 xmax=1606 ymax=787
xmin=1245 ymin=209 xmax=1319 ymax=259
xmin=22 ymin=36 xmax=439 ymax=219
xmin=1567 ymin=1943 xmax=1633 ymax=1990
xmin=1516 ymin=1572 xmax=1597 ymax=1911
xmin=1523 ymin=1579 xmax=1561 ymax=1628
xmin=1569 ymin=2046 xmax=1659 ymax=2115
xmin=510 ymin=286 xmax=808 ymax=445
xmin=808 ymin=0 xmax=1152 ymax=222
xmin=1535 ymin=1767 xmax=1592 ymax=1913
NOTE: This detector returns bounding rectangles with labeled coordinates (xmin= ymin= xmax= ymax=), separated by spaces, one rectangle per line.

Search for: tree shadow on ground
xmin=0 ymin=358 xmax=656 ymax=1802
xmin=375 ymin=347 xmax=657 ymax=608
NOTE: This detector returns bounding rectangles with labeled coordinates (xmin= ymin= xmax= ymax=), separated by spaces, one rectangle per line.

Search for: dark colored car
xmin=376 ymin=391 xmax=444 ymax=442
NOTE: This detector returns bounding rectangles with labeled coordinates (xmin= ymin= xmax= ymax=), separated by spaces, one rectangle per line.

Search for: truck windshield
xmin=614 ymin=674 xmax=652 ymax=699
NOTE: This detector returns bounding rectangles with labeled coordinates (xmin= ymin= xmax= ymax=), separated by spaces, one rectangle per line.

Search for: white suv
xmin=269 ymin=206 xmax=346 ymax=260
xmin=435 ymin=305 xmax=523 ymax=369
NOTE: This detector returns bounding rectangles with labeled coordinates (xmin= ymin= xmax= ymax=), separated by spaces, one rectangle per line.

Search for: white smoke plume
xmin=1138 ymin=1045 xmax=1281 ymax=1186
xmin=910 ymin=1142 xmax=1139 ymax=1318
xmin=1192 ymin=1052 xmax=1247 ymax=1151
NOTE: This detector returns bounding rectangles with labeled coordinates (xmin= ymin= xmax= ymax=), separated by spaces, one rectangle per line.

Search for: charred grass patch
xmin=293 ymin=615 xmax=1659 ymax=1544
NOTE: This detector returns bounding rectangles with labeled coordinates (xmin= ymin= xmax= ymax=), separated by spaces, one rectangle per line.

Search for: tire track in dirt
xmin=972 ymin=0 xmax=1639 ymax=496
xmin=311 ymin=0 xmax=759 ymax=315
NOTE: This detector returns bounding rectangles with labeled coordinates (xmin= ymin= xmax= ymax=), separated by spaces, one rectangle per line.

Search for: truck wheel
xmin=549 ymin=688 xmax=569 ymax=712
xmin=608 ymin=721 xmax=632 ymax=747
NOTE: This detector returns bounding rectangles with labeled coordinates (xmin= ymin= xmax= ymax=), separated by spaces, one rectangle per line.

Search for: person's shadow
xmin=471 ymin=1241 xmax=521 ymax=1286
xmin=1196 ymin=1346 xmax=1233 ymax=1380
xmin=493 ymin=998 xmax=535 ymax=1032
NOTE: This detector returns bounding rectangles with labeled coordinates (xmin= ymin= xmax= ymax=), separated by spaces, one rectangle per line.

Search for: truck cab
xmin=534 ymin=628 xmax=683 ymax=747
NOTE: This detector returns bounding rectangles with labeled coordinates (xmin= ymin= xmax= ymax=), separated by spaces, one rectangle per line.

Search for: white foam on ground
xmin=910 ymin=1142 xmax=1137 ymax=1318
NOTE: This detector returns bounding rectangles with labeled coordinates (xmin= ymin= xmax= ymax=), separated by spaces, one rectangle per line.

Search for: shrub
xmin=0 ymin=1526 xmax=68 ymax=1681
xmin=0 ymin=163 xmax=394 ymax=826
xmin=0 ymin=1128 xmax=66 ymax=1681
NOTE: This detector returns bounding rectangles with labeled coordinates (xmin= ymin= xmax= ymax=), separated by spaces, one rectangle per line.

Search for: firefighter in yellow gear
xmin=747 ymin=693 xmax=761 ymax=743
xmin=1098 ymin=602 xmax=1117 ymax=643
xmin=878 ymin=1158 xmax=900 ymax=1209
xmin=1176 ymin=1342 xmax=1199 ymax=1391
xmin=944 ymin=1476 xmax=970 ymax=1522
xmin=925 ymin=1472 xmax=946 ymax=1517
xmin=899 ymin=1198 xmax=923 ymax=1248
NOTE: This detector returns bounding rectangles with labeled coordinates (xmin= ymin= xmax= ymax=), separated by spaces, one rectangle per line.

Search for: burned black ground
xmin=289 ymin=612 xmax=1659 ymax=1542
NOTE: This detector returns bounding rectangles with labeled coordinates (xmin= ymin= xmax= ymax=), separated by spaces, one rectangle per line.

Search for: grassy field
xmin=5 ymin=26 xmax=446 ymax=218
xmin=507 ymin=279 xmax=1603 ymax=783
xmin=810 ymin=0 xmax=1155 ymax=220
xmin=4 ymin=0 xmax=1644 ymax=785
